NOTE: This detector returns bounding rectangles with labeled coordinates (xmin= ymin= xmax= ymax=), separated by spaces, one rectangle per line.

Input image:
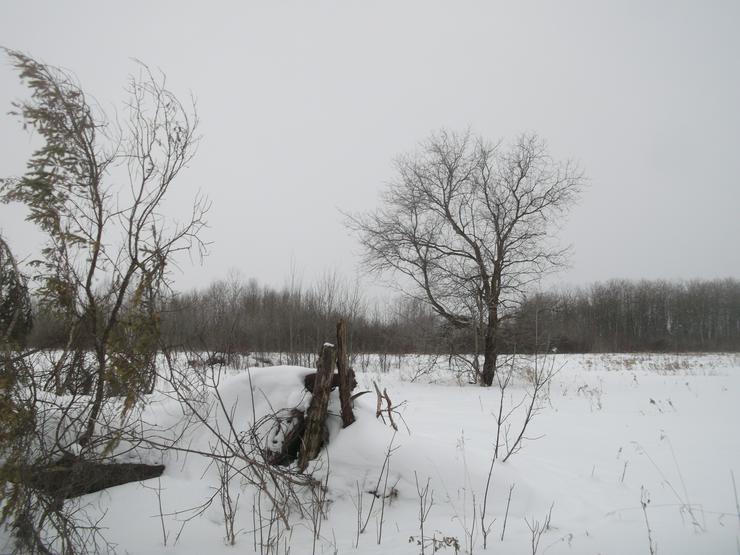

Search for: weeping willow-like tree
xmin=0 ymin=48 xmax=207 ymax=553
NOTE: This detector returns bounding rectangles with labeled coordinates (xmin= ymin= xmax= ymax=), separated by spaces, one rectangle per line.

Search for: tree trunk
xmin=298 ymin=343 xmax=335 ymax=471
xmin=78 ymin=349 xmax=107 ymax=447
xmin=336 ymin=319 xmax=355 ymax=427
xmin=480 ymin=341 xmax=497 ymax=386
xmin=480 ymin=307 xmax=498 ymax=386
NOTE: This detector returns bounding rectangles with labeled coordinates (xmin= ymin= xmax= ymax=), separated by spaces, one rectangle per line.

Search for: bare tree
xmin=349 ymin=130 xmax=582 ymax=385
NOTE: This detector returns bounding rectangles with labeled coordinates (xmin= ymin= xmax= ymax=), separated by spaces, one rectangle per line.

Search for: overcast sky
xmin=1 ymin=1 xmax=739 ymax=295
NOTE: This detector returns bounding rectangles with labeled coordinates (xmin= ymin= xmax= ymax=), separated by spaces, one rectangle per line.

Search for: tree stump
xmin=298 ymin=343 xmax=335 ymax=471
xmin=336 ymin=319 xmax=355 ymax=427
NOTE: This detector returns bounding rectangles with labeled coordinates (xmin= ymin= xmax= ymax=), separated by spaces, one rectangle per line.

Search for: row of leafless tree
xmin=161 ymin=273 xmax=444 ymax=356
xmin=26 ymin=275 xmax=740 ymax=356
xmin=512 ymin=278 xmax=740 ymax=353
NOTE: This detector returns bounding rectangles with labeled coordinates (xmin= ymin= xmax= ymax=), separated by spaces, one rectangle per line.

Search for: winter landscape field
xmin=3 ymin=352 xmax=736 ymax=555
xmin=2 ymin=4 xmax=740 ymax=554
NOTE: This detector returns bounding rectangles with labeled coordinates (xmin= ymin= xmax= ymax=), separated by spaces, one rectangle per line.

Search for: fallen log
xmin=27 ymin=457 xmax=165 ymax=499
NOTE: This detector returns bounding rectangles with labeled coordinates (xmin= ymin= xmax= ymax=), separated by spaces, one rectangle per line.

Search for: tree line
xmin=513 ymin=278 xmax=740 ymax=353
xmin=27 ymin=271 xmax=441 ymax=356
xmin=163 ymin=276 xmax=740 ymax=355
xmin=26 ymin=274 xmax=740 ymax=355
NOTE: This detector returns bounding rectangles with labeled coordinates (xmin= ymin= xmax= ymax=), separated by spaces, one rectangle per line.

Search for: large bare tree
xmin=349 ymin=130 xmax=583 ymax=386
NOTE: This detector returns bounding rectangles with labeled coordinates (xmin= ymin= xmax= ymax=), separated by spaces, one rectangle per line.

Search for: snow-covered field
xmin=4 ymin=353 xmax=740 ymax=554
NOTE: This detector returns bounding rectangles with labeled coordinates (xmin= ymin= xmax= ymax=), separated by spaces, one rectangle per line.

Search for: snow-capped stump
xmin=261 ymin=320 xmax=358 ymax=470
xmin=302 ymin=319 xmax=357 ymax=427
xmin=298 ymin=343 xmax=336 ymax=471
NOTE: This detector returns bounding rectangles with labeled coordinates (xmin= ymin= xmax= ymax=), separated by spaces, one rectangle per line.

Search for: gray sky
xmin=1 ymin=1 xmax=739 ymax=294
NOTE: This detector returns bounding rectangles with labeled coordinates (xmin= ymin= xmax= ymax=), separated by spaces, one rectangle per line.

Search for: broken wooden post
xmin=336 ymin=319 xmax=355 ymax=428
xmin=298 ymin=343 xmax=335 ymax=471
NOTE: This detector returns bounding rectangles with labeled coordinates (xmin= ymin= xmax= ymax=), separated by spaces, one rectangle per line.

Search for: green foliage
xmin=0 ymin=48 xmax=110 ymax=332
xmin=0 ymin=236 xmax=33 ymax=346
xmin=0 ymin=292 xmax=49 ymax=553
xmin=1 ymin=49 xmax=99 ymax=235
xmin=108 ymin=275 xmax=162 ymax=410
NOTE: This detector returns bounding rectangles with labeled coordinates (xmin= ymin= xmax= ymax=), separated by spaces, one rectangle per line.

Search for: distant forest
xmin=27 ymin=276 xmax=740 ymax=355
xmin=513 ymin=278 xmax=740 ymax=352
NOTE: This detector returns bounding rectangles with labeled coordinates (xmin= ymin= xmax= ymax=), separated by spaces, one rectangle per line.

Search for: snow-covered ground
xmin=4 ymin=353 xmax=740 ymax=554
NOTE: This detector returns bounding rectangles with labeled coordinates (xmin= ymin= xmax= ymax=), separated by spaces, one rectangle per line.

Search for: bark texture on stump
xmin=336 ymin=319 xmax=355 ymax=427
xmin=298 ymin=343 xmax=335 ymax=471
